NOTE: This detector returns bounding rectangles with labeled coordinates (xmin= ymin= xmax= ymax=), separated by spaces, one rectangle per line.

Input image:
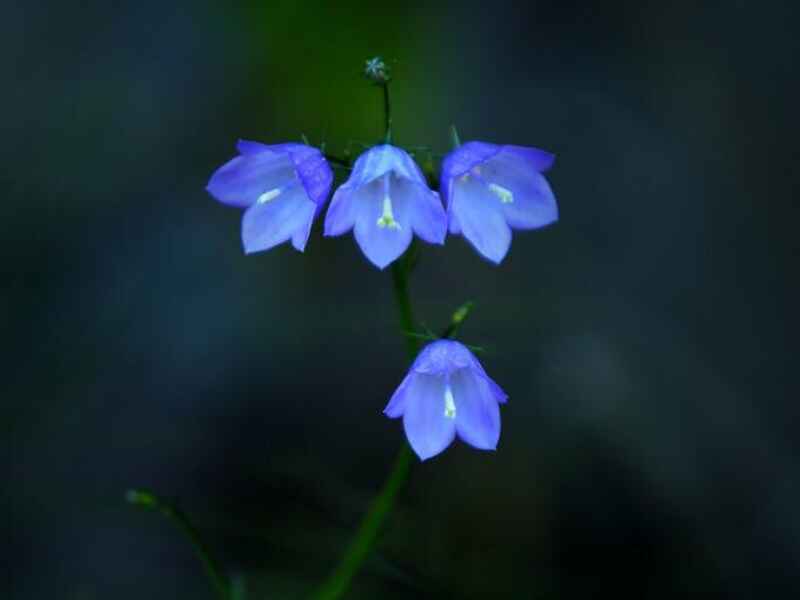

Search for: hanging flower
xmin=206 ymin=141 xmax=333 ymax=254
xmin=384 ymin=340 xmax=507 ymax=460
xmin=324 ymin=145 xmax=447 ymax=269
xmin=440 ymin=142 xmax=558 ymax=264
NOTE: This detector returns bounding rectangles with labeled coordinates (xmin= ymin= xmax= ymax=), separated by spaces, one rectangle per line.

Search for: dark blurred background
xmin=3 ymin=0 xmax=798 ymax=598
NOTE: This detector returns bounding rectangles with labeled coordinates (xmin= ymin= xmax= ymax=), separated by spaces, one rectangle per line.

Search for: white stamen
xmin=376 ymin=194 xmax=401 ymax=230
xmin=257 ymin=188 xmax=281 ymax=204
xmin=488 ymin=183 xmax=514 ymax=204
xmin=443 ymin=385 xmax=456 ymax=419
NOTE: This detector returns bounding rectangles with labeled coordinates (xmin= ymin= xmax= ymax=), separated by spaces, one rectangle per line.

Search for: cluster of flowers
xmin=207 ymin=141 xmax=557 ymax=267
xmin=207 ymin=139 xmax=557 ymax=459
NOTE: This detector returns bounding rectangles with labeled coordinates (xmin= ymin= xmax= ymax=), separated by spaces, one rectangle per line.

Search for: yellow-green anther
xmin=488 ymin=183 xmax=514 ymax=204
xmin=444 ymin=385 xmax=456 ymax=419
xmin=377 ymin=194 xmax=401 ymax=230
xmin=257 ymin=188 xmax=281 ymax=204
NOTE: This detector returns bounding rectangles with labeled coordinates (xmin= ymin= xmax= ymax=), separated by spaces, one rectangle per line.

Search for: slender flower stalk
xmin=382 ymin=81 xmax=392 ymax=143
xmin=314 ymin=253 xmax=477 ymax=598
xmin=187 ymin=55 xmax=536 ymax=600
xmin=126 ymin=489 xmax=232 ymax=600
xmin=315 ymin=60 xmax=442 ymax=599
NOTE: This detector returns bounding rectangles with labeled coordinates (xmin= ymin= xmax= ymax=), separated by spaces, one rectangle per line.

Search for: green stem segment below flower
xmin=382 ymin=82 xmax=393 ymax=144
xmin=313 ymin=242 xmax=418 ymax=600
xmin=126 ymin=489 xmax=231 ymax=600
xmin=314 ymin=241 xmax=475 ymax=600
xmin=392 ymin=241 xmax=421 ymax=358
xmin=312 ymin=444 xmax=414 ymax=600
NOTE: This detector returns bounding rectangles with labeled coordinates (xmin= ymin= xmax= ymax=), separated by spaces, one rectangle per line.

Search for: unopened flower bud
xmin=364 ymin=56 xmax=391 ymax=84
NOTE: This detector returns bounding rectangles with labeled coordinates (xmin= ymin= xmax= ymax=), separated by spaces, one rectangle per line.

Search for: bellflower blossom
xmin=441 ymin=142 xmax=558 ymax=264
xmin=384 ymin=340 xmax=508 ymax=460
xmin=207 ymin=141 xmax=333 ymax=254
xmin=324 ymin=145 xmax=447 ymax=269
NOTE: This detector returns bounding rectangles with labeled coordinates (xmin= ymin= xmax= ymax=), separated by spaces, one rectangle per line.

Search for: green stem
xmin=313 ymin=243 xmax=420 ymax=600
xmin=323 ymin=153 xmax=352 ymax=168
xmin=391 ymin=242 xmax=420 ymax=359
xmin=312 ymin=445 xmax=413 ymax=600
xmin=382 ymin=83 xmax=393 ymax=144
xmin=126 ymin=489 xmax=231 ymax=600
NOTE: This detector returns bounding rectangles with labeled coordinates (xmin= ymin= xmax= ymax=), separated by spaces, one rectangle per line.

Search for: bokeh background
xmin=4 ymin=0 xmax=798 ymax=598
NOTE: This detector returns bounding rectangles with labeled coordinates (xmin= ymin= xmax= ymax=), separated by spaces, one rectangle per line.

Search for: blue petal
xmin=207 ymin=151 xmax=296 ymax=208
xmin=450 ymin=177 xmax=512 ymax=264
xmin=450 ymin=368 xmax=501 ymax=450
xmin=411 ymin=339 xmax=477 ymax=375
xmin=327 ymin=145 xmax=441 ymax=267
xmin=502 ymin=144 xmax=555 ymax=172
xmin=324 ymin=186 xmax=358 ymax=236
xmin=482 ymin=149 xmax=558 ymax=230
xmin=241 ymin=185 xmax=316 ymax=254
xmin=272 ymin=143 xmax=334 ymax=210
xmin=237 ymin=139 xmax=271 ymax=155
xmin=345 ymin=144 xmax=429 ymax=189
xmin=384 ymin=375 xmax=412 ymax=418
xmin=352 ymin=176 xmax=413 ymax=269
xmin=354 ymin=212 xmax=413 ymax=269
xmin=403 ymin=184 xmax=447 ymax=245
xmin=290 ymin=207 xmax=315 ymax=251
xmin=439 ymin=141 xmax=502 ymax=211
xmin=401 ymin=373 xmax=456 ymax=460
xmin=448 ymin=207 xmax=462 ymax=234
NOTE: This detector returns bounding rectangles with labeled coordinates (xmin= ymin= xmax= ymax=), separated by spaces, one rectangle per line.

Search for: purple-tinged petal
xmin=207 ymin=151 xmax=297 ymax=208
xmin=450 ymin=368 xmax=501 ymax=450
xmin=476 ymin=371 xmax=508 ymax=405
xmin=411 ymin=339 xmax=477 ymax=375
xmin=448 ymin=207 xmax=462 ymax=234
xmin=500 ymin=172 xmax=558 ymax=230
xmin=384 ymin=375 xmax=412 ymax=418
xmin=386 ymin=340 xmax=505 ymax=459
xmin=391 ymin=179 xmax=446 ymax=244
xmin=502 ymin=144 xmax=555 ymax=172
xmin=479 ymin=148 xmax=558 ymax=230
xmin=345 ymin=144 xmax=429 ymax=189
xmin=450 ymin=177 xmax=512 ymax=264
xmin=241 ymin=185 xmax=316 ymax=254
xmin=402 ymin=373 xmax=456 ymax=460
xmin=290 ymin=208 xmax=315 ymax=251
xmin=273 ymin=143 xmax=334 ymax=211
xmin=440 ymin=141 xmax=557 ymax=263
xmin=351 ymin=173 xmax=413 ymax=269
xmin=463 ymin=349 xmax=509 ymax=405
xmin=442 ymin=142 xmax=501 ymax=182
xmin=326 ymin=145 xmax=442 ymax=268
xmin=324 ymin=186 xmax=358 ymax=236
xmin=208 ymin=141 xmax=334 ymax=254
xmin=237 ymin=139 xmax=271 ymax=155
xmin=353 ymin=206 xmax=414 ymax=270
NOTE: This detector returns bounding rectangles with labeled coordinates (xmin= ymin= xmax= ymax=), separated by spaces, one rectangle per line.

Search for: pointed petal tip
xmin=474 ymin=244 xmax=507 ymax=265
xmin=485 ymin=236 xmax=512 ymax=264
xmin=242 ymin=240 xmax=263 ymax=255
xmin=411 ymin=445 xmax=443 ymax=461
xmin=362 ymin=251 xmax=395 ymax=270
xmin=322 ymin=222 xmax=347 ymax=238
